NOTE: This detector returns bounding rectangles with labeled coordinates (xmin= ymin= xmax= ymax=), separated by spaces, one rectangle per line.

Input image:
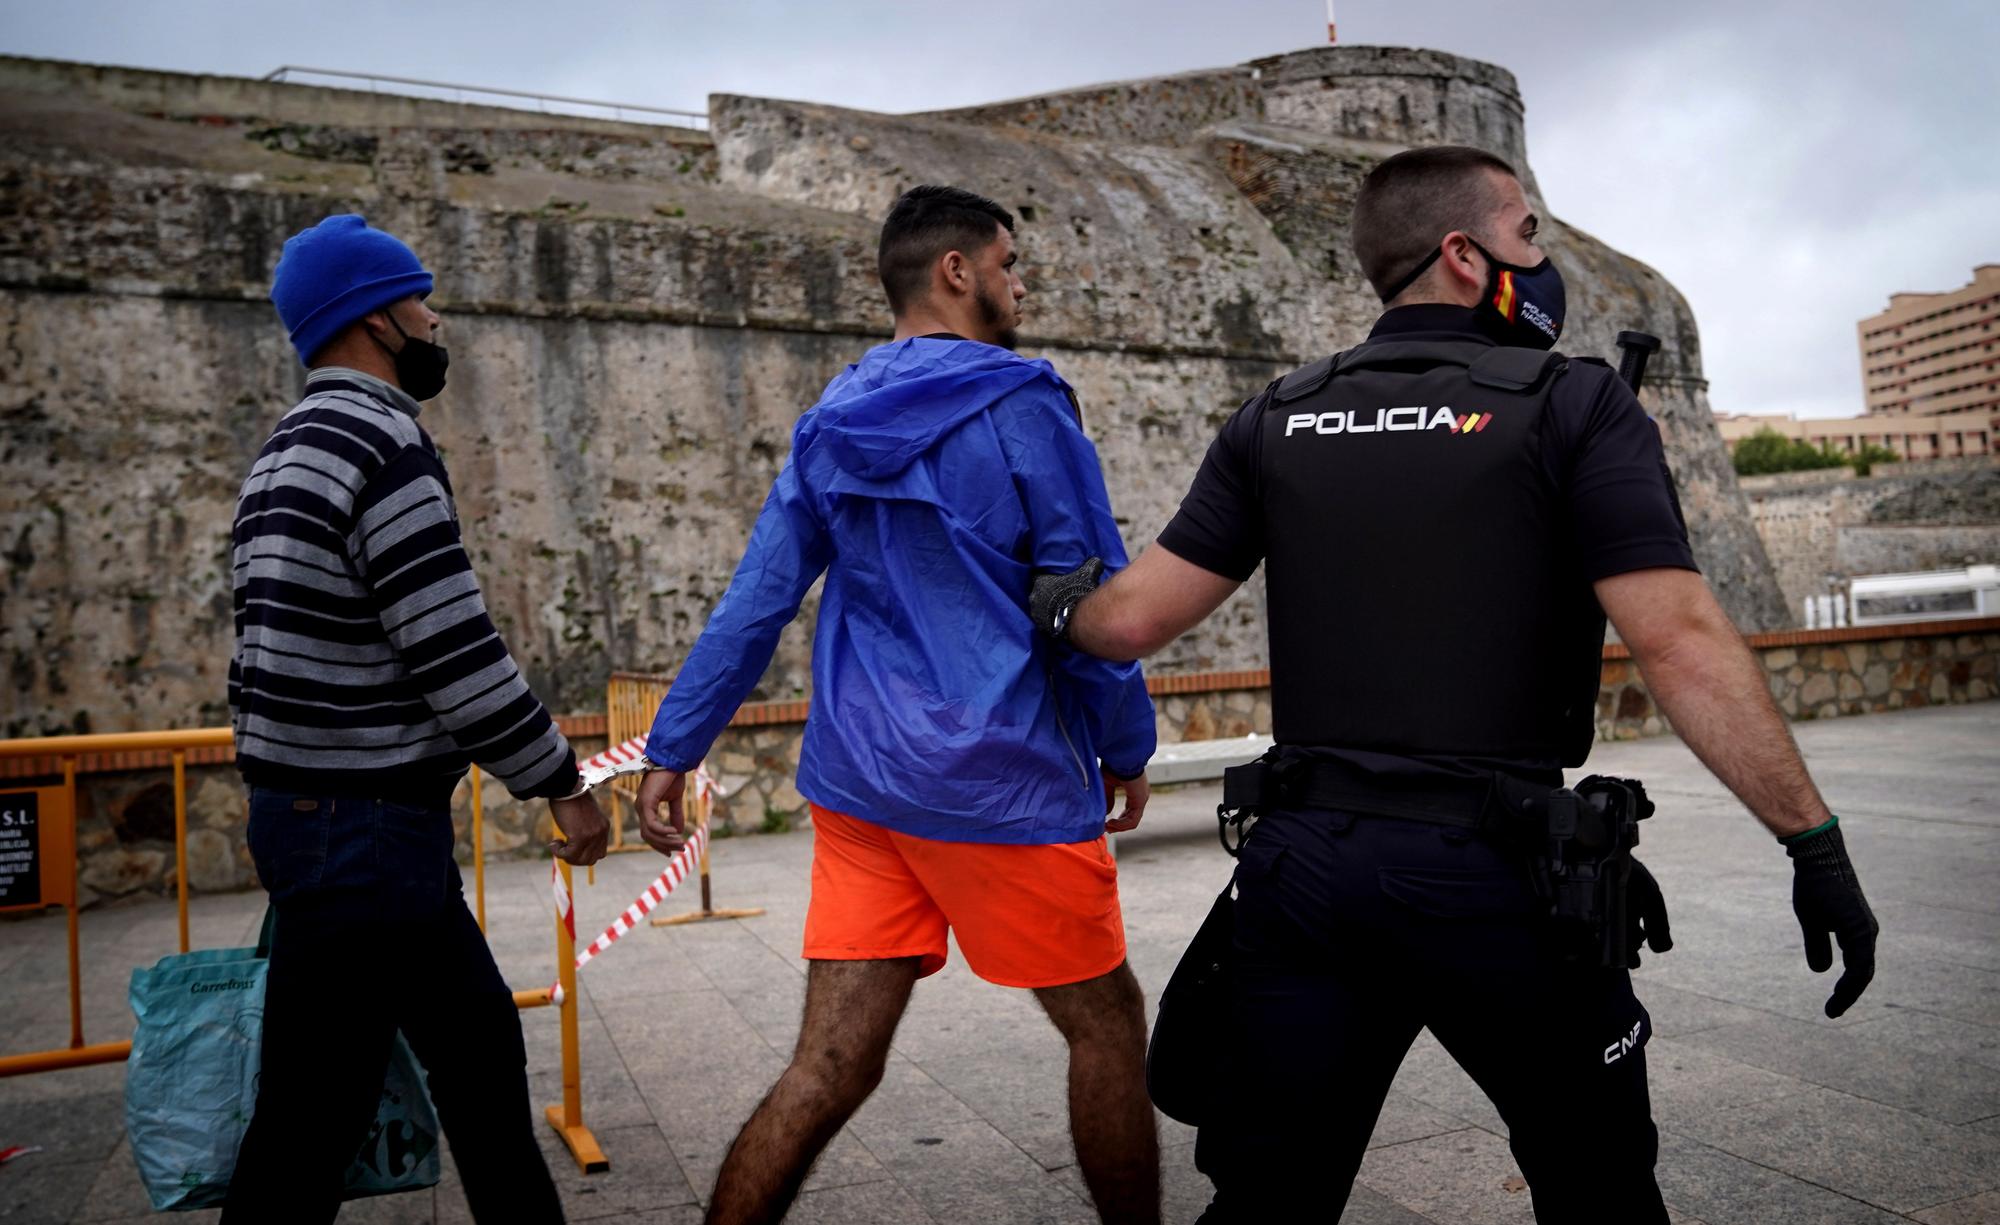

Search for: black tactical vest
xmin=1256 ymin=339 xmax=1605 ymax=769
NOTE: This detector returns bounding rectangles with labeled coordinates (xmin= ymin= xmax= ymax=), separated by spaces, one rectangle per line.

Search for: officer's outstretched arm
xmin=1597 ymin=567 xmax=1827 ymax=837
xmin=1066 ymin=543 xmax=1240 ymax=661
xmin=1597 ymin=565 xmax=1879 ymax=1018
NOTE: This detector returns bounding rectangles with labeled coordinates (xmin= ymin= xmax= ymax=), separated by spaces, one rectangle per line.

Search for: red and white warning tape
xmin=578 ymin=735 xmax=650 ymax=787
xmin=548 ymin=823 xmax=709 ymax=1004
xmin=577 ymin=736 xmax=729 ymax=802
xmin=544 ymin=741 xmax=731 ymax=1004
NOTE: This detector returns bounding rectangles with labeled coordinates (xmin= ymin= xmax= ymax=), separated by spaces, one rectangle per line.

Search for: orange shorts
xmin=801 ymin=803 xmax=1127 ymax=989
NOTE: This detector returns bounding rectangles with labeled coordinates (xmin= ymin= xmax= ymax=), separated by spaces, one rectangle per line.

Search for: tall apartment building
xmin=1857 ymin=263 xmax=2000 ymax=445
xmin=1715 ymin=264 xmax=1998 ymax=462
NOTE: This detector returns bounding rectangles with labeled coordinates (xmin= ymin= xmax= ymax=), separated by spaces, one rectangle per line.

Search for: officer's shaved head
xmin=878 ymin=185 xmax=1016 ymax=315
xmin=1352 ymin=146 xmax=1519 ymax=303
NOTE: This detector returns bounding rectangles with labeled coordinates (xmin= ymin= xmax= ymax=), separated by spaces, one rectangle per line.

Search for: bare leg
xmin=704 ymin=957 xmax=919 ymax=1225
xmin=1034 ymin=961 xmax=1160 ymax=1224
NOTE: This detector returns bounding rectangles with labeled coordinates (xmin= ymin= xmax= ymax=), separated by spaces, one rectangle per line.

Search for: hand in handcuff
xmin=634 ymin=763 xmax=689 ymax=857
xmin=547 ymin=777 xmax=609 ymax=867
xmin=545 ymin=754 xmax=687 ymax=866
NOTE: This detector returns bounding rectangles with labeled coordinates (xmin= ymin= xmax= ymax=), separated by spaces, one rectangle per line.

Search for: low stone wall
xmin=691 ymin=673 xmax=1276 ymax=836
xmin=22 ymin=620 xmax=1997 ymax=908
xmin=691 ymin=621 xmax=2000 ymax=824
xmin=1598 ymin=619 xmax=2000 ymax=738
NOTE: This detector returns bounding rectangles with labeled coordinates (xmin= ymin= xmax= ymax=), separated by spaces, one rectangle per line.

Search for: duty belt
xmin=1217 ymin=749 xmax=1552 ymax=853
xmin=1217 ymin=748 xmax=1658 ymax=968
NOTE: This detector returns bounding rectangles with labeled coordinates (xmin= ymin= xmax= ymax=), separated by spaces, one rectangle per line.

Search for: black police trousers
xmin=222 ymin=790 xmax=563 ymax=1224
xmin=1194 ymin=807 xmax=1668 ymax=1224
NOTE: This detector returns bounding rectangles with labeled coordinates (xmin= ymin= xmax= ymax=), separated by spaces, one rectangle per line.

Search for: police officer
xmin=1030 ymin=145 xmax=1880 ymax=1222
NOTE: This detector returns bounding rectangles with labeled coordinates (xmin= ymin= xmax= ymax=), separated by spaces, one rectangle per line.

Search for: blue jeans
xmin=244 ymin=790 xmax=461 ymax=923
xmin=224 ymin=791 xmax=563 ymax=1223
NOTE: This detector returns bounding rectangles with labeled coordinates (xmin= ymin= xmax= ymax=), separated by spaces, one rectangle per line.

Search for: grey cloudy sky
xmin=5 ymin=0 xmax=1993 ymax=419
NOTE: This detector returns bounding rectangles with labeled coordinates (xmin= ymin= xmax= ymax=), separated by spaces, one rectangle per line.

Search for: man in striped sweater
xmin=223 ymin=214 xmax=605 ymax=1223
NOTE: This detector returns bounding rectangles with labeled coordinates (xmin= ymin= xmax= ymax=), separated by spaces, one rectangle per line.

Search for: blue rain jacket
xmin=646 ymin=337 xmax=1155 ymax=845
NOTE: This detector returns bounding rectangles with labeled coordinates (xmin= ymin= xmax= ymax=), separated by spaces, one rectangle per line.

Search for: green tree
xmin=1732 ymin=428 xmax=1848 ymax=476
xmin=1732 ymin=430 xmax=1905 ymax=477
xmin=1847 ymin=442 xmax=1901 ymax=477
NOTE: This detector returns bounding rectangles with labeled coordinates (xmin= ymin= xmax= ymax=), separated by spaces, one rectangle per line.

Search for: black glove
xmin=1028 ymin=558 xmax=1104 ymax=643
xmin=1624 ymin=858 xmax=1673 ymax=969
xmin=1785 ymin=820 xmax=1879 ymax=1018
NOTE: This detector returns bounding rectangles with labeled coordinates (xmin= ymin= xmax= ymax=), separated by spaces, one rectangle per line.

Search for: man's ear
xmin=937 ymin=249 xmax=971 ymax=297
xmin=1439 ymin=231 xmax=1485 ymax=292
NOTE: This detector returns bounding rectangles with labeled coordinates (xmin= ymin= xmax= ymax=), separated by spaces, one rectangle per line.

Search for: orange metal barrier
xmin=604 ymin=670 xmax=673 ymax=853
xmin=0 ymin=728 xmax=232 ymax=1077
xmin=0 ymin=729 xmax=608 ymax=1172
xmin=606 ymin=672 xmax=765 ymax=927
xmin=503 ymin=849 xmax=606 ymax=1171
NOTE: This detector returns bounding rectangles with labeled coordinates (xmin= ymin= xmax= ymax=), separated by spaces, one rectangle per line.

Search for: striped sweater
xmin=229 ymin=367 xmax=579 ymax=808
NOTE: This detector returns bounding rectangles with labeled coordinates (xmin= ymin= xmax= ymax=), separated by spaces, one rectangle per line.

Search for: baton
xmin=1615 ymin=330 xmax=1662 ymax=395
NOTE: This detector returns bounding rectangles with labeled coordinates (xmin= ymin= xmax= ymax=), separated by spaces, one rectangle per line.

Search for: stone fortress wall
xmin=1 ymin=44 xmax=1789 ymax=744
xmin=1738 ymin=457 xmax=2000 ymax=614
xmin=1 ymin=45 xmax=1836 ymax=900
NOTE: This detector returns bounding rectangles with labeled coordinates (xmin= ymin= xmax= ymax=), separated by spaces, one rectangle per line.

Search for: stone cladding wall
xmin=658 ymin=622 xmax=2000 ymax=830
xmin=1596 ymin=620 xmax=1999 ymax=738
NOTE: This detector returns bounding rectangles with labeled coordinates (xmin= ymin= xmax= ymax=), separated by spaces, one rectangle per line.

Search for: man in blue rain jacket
xmin=636 ymin=186 xmax=1160 ymax=1225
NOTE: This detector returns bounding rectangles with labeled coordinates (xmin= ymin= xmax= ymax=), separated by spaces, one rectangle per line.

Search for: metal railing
xmin=260 ymin=66 xmax=708 ymax=129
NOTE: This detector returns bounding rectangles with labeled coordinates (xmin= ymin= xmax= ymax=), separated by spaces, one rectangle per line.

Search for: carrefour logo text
xmin=190 ymin=978 xmax=257 ymax=995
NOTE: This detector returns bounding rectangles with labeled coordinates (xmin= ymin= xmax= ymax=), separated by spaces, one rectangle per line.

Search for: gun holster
xmin=1219 ymin=753 xmax=1660 ymax=967
xmin=1516 ymin=775 xmax=1655 ymax=968
xmin=1216 ymin=751 xmax=1300 ymax=856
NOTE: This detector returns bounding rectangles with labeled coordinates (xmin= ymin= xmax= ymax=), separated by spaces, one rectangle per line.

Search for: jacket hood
xmin=800 ymin=338 xmax=1062 ymax=481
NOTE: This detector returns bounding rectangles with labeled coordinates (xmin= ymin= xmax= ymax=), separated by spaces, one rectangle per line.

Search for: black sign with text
xmin=0 ymin=791 xmax=41 ymax=908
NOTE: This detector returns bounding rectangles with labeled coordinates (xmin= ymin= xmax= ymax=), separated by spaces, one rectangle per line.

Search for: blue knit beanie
xmin=270 ymin=214 xmax=434 ymax=365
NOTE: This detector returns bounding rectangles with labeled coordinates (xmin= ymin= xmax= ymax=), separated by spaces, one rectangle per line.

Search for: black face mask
xmin=1380 ymin=238 xmax=1567 ymax=351
xmin=375 ymin=311 xmax=449 ymax=401
xmin=1469 ymin=239 xmax=1565 ymax=350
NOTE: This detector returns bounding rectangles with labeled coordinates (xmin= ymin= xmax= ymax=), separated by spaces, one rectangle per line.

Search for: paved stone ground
xmin=2 ymin=702 xmax=1996 ymax=1224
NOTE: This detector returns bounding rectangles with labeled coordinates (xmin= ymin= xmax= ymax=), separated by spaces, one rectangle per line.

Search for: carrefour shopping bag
xmin=124 ymin=912 xmax=441 ymax=1209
